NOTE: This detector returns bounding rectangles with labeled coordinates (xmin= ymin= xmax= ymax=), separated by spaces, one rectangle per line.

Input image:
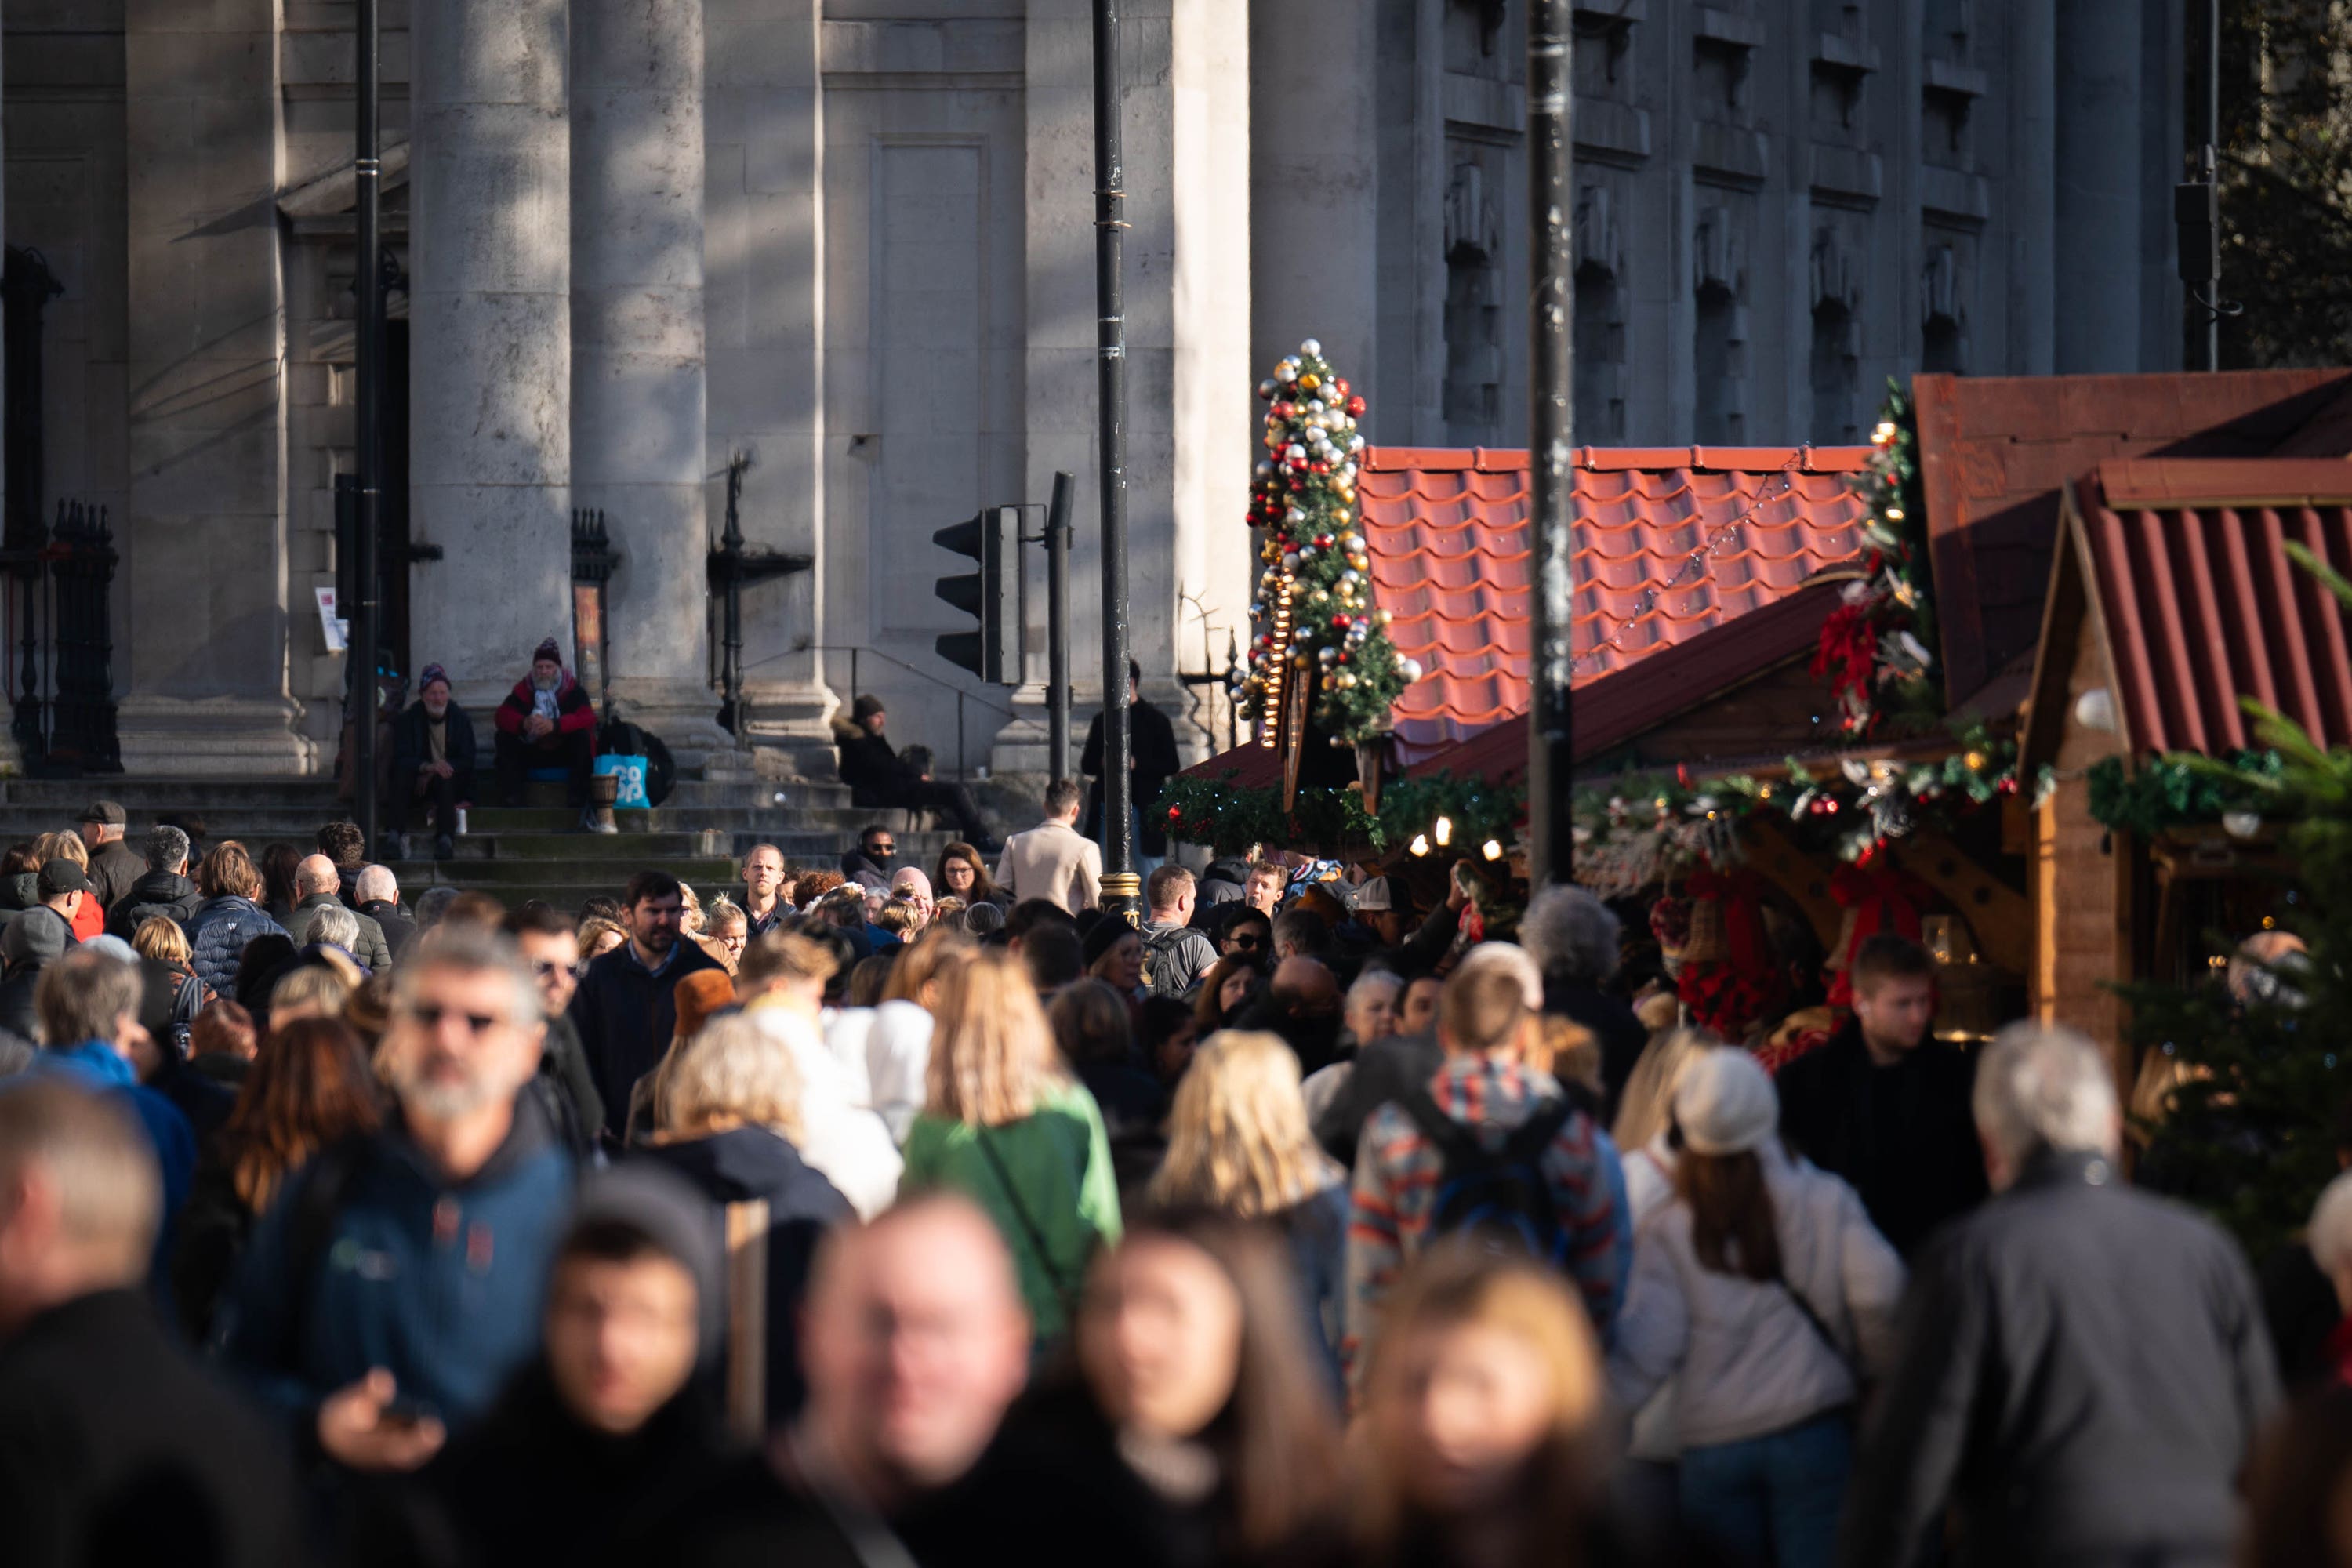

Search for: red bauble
xmin=1333 ymin=378 xmax=1350 ymax=398
xmin=1166 ymin=805 xmax=1181 ymax=822
xmin=1334 ymin=614 xmax=1352 ymax=628
xmin=1336 ymin=653 xmax=1349 ymax=664
xmin=1346 ymin=394 xmax=1367 ymax=416
xmin=1315 ymin=534 xmax=1334 ymax=549
xmin=1311 ymin=461 xmax=1330 ymax=475
xmin=1273 ymin=401 xmax=1294 ymax=419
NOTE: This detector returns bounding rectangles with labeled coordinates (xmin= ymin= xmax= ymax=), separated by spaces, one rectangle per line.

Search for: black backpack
xmin=1398 ymin=1091 xmax=1580 ymax=1262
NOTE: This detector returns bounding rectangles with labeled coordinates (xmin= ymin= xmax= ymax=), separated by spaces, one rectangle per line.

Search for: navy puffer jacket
xmin=186 ymin=895 xmax=289 ymax=999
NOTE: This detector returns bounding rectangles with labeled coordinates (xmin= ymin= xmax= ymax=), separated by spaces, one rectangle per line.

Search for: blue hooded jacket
xmin=34 ymin=1041 xmax=195 ymax=1283
xmin=217 ymin=1091 xmax=575 ymax=1443
xmin=185 ymin=895 xmax=289 ymax=1000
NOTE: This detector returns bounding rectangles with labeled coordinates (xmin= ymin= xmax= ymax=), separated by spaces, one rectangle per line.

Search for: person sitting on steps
xmin=831 ymin=694 xmax=997 ymax=852
xmin=494 ymin=638 xmax=601 ymax=833
xmin=388 ymin=663 xmax=477 ymax=862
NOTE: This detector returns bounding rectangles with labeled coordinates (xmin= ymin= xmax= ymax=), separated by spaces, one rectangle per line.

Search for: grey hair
xmin=414 ymin=885 xmax=461 ymax=932
xmin=142 ymin=824 xmax=190 ymax=873
xmin=354 ymin=864 xmax=398 ymax=906
xmin=308 ymin=904 xmax=361 ymax=952
xmin=1972 ymin=1021 xmax=2119 ymax=1171
xmin=390 ymin=925 xmax=540 ymax=1029
xmin=1345 ymin=967 xmax=1402 ymax=1011
xmin=1519 ymin=886 xmax=1622 ymax=985
xmin=2312 ymin=1171 xmax=2352 ymax=1278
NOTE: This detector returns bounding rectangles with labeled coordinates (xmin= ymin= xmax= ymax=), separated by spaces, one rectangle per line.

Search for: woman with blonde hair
xmin=864 ymin=929 xmax=978 ymax=1142
xmin=1152 ymin=1029 xmax=1350 ymax=1367
xmin=1355 ymin=1245 xmax=1614 ymax=1567
xmin=636 ymin=1010 xmax=853 ymax=1422
xmin=898 ymin=949 xmax=1122 ymax=1343
xmin=575 ymin=915 xmax=626 ymax=962
xmin=698 ymin=895 xmax=750 ymax=973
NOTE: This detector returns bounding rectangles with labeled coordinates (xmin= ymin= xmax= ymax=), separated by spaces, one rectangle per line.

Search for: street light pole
xmin=354 ymin=0 xmax=383 ymax=853
xmin=1526 ymin=0 xmax=1574 ymax=886
xmin=1092 ymin=0 xmax=1138 ymax=924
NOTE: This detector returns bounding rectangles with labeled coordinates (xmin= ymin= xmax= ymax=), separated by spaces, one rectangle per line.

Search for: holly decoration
xmin=1232 ymin=339 xmax=1422 ymax=747
xmin=1813 ymin=383 xmax=1941 ymax=737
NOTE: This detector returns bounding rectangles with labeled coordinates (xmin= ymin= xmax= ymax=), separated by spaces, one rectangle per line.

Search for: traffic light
xmin=933 ymin=505 xmax=1023 ymax=684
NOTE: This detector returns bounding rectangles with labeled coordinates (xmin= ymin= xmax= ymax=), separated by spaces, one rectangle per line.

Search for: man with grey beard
xmin=219 ymin=928 xmax=576 ymax=1472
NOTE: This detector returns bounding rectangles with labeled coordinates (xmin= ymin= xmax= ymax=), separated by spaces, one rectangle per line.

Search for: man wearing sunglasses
xmin=505 ymin=903 xmax=604 ymax=1155
xmin=221 ymin=927 xmax=574 ymax=1473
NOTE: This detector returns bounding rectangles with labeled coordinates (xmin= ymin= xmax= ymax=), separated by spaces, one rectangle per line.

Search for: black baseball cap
xmin=38 ymin=861 xmax=90 ymax=897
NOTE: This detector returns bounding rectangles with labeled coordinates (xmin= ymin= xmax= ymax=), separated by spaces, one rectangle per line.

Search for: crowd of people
xmin=0 ymin=782 xmax=2343 ymax=1568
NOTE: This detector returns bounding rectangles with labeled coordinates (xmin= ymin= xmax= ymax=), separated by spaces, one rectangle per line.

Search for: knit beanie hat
xmin=419 ymin=663 xmax=450 ymax=693
xmin=852 ymin=694 xmax=887 ymax=722
xmin=1672 ymin=1047 xmax=1779 ymax=1156
xmin=533 ymin=637 xmax=563 ymax=665
xmin=672 ymin=970 xmax=738 ymax=1044
xmin=1082 ymin=916 xmax=1134 ymax=971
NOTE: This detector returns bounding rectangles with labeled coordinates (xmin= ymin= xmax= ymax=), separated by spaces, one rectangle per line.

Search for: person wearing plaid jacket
xmin=1343 ymin=946 xmax=1628 ymax=1387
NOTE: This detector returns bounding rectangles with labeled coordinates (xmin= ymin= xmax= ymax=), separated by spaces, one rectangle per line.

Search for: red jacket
xmin=493 ymin=670 xmax=597 ymax=738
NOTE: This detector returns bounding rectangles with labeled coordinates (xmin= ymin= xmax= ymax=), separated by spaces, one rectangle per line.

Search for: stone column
xmin=119 ymin=1 xmax=311 ymax=775
xmin=572 ymin=0 xmax=724 ymax=760
xmin=408 ymin=0 xmax=573 ymax=715
xmin=2053 ymin=0 xmax=2142 ymax=373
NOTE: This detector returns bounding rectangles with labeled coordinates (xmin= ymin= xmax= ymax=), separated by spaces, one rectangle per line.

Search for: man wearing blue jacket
xmin=220 ymin=927 xmax=575 ymax=1472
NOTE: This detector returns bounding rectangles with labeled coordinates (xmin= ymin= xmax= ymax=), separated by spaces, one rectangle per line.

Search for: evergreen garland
xmin=1813 ymin=383 xmax=1943 ymax=736
xmin=1159 ymin=769 xmax=1519 ymax=858
xmin=2085 ymin=752 xmax=2287 ymax=837
xmin=1232 ymin=340 xmax=1423 ymax=747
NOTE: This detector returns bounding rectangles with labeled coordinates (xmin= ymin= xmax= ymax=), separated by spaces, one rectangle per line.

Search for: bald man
xmin=779 ymin=1194 xmax=1031 ymax=1537
xmin=285 ymin=853 xmax=394 ymax=971
xmin=0 ymin=1080 xmax=299 ymax=1564
xmin=1229 ymin=955 xmax=1346 ymax=1078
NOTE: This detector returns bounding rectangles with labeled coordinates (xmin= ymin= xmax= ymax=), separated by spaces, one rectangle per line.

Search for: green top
xmin=899 ymin=1076 xmax=1124 ymax=1343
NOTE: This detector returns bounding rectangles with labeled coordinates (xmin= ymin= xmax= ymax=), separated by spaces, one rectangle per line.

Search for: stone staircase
xmin=0 ymin=773 xmax=957 ymax=913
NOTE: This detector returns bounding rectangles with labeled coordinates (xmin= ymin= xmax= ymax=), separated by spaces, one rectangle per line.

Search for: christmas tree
xmin=1233 ymin=340 xmax=1421 ymax=747
xmin=2130 ymin=545 xmax=2352 ymax=1258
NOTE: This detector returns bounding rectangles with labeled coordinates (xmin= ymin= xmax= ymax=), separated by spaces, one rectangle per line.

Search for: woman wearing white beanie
xmin=1606 ymin=1047 xmax=1905 ymax=1567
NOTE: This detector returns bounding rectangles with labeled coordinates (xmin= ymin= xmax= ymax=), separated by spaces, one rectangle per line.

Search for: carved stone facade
xmin=2 ymin=0 xmax=2183 ymax=776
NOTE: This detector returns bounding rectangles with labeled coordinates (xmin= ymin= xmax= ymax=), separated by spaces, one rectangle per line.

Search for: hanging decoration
xmin=1822 ymin=862 xmax=1936 ymax=1008
xmin=1813 ymin=383 xmax=1942 ymax=737
xmin=1570 ymin=731 xmax=2045 ymax=897
xmin=1159 ymin=768 xmax=1521 ymax=859
xmin=1233 ymin=339 xmax=1421 ymax=750
xmin=1674 ymin=869 xmax=1788 ymax=1038
xmin=2085 ymin=752 xmax=2287 ymax=837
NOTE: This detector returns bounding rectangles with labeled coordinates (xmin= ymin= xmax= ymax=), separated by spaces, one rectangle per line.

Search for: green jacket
xmin=900 ymin=1077 xmax=1123 ymax=1342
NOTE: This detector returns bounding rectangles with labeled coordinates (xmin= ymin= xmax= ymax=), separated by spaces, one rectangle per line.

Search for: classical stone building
xmin=1 ymin=0 xmax=2183 ymax=777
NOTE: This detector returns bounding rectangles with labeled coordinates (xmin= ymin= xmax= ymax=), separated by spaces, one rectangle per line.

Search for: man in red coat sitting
xmin=495 ymin=637 xmax=599 ymax=828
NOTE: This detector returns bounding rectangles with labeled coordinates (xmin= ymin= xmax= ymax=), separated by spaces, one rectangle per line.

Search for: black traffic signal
xmin=933 ymin=506 xmax=1023 ymax=684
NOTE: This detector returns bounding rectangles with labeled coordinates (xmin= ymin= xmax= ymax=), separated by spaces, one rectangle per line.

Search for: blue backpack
xmin=1398 ymin=1091 xmax=1579 ymax=1262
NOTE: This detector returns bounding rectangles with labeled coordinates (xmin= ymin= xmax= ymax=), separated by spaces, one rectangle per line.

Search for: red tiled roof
xmin=1914 ymin=369 xmax=2352 ymax=710
xmin=1359 ymin=444 xmax=1875 ymax=764
xmin=2026 ymin=457 xmax=2352 ymax=763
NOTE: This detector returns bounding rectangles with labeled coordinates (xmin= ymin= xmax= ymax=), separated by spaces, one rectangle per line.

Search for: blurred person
xmin=737 ymin=931 xmax=902 ymax=1218
xmin=172 ymin=1017 xmax=379 ymax=1341
xmin=833 ymin=696 xmax=998 ymax=851
xmin=1520 ymin=885 xmax=1648 ymax=1117
xmin=794 ymin=869 xmax=847 ymax=909
xmin=1234 ymin=955 xmax=1345 ymax=1077
xmin=779 ymin=1194 xmax=1032 ymax=1552
xmin=898 ymin=949 xmax=1123 ymax=1343
xmin=412 ymin=884 xmax=462 ymax=935
xmin=1608 ymin=1048 xmax=1904 ymax=1566
xmin=257 ymin=840 xmax=303 ymax=928
xmin=935 ymin=840 xmax=1005 ymax=910
xmin=1142 ymin=993 xmax=1202 ymax=1087
xmin=1079 ymin=659 xmax=1181 ymax=878
xmin=1051 ymin=979 xmax=1166 ymax=1192
xmin=700 ymin=895 xmax=751 ymax=973
xmin=984 ymin=1210 xmax=1345 ymax=1566
xmin=131 ymin=913 xmax=209 ymax=1056
xmin=2239 ymin=1385 xmax=2352 ymax=1568
xmin=933 ymin=895 xmax=967 ymax=928
xmin=1343 ymin=967 xmax=1401 ymax=1047
xmin=866 ymin=934 xmax=978 ymax=1144
xmin=1777 ymin=934 xmax=1987 ymax=1258
xmin=742 ymin=842 xmax=790 ymax=937
xmin=993 ymin=778 xmax=1101 ymax=913
xmin=1141 ymin=866 xmax=1220 ymax=1000
xmin=264 ymin=954 xmax=354 ymax=1029
xmin=1397 ymin=971 xmax=1442 ymax=1036
xmin=387 ymin=662 xmax=477 ymax=860
xmin=187 ymin=996 xmax=260 ymax=1088
xmin=1613 ymin=1025 xmax=1719 ymax=1158
xmin=1019 ymin=921 xmax=1087 ymax=1000
xmin=1353 ymin=1247 xmax=1613 ymax=1568
xmin=845 ymin=951 xmax=895 ymax=1007
xmin=1242 ymin=860 xmax=1287 ymax=919
xmin=354 ymin=863 xmax=416 ymax=960
xmin=875 ymin=900 xmax=920 ymax=941
xmin=1348 ymin=875 xmax=1407 ymax=948
xmin=220 ymin=928 xmax=573 ymax=1469
xmin=228 ymin=935 xmax=299 ymax=1030
xmin=315 ymin=820 xmax=371 ymax=907
xmin=960 ymin=898 xmax=1005 ymax=939
xmin=74 ymin=799 xmax=144 ymax=911
xmin=361 ymin=1167 xmax=859 ymax=1568
xmin=307 ymin=902 xmax=365 ymax=964
xmin=1152 ymin=1029 xmax=1351 ymax=1370
xmin=0 ymin=889 xmax=74 ymax=1042
xmin=1221 ymin=906 xmax=1275 ymax=960
xmin=1193 ymin=950 xmax=1269 ymax=1035
xmin=576 ymin=914 xmax=626 ymax=962
xmin=287 ymin=855 xmax=393 ymax=971
xmin=1840 ymin=1022 xmax=2281 ymax=1568
xmin=30 ymin=854 xmax=97 ymax=946
xmin=506 ymin=903 xmax=606 ymax=1157
xmin=494 ymin=637 xmax=599 ymax=827
xmin=571 ymin=869 xmax=724 ymax=1140
xmin=0 ymin=1080 xmax=300 ymax=1568
xmin=1084 ymin=920 xmax=1147 ymax=1000
xmin=0 ymin=841 xmax=38 ymax=930
xmin=1345 ymin=952 xmax=1626 ymax=1385
xmin=187 ymin=842 xmax=289 ymax=1001
xmin=103 ymin=823 xmax=203 ymax=939
xmin=1271 ymin=907 xmax=1333 ymax=964
xmin=1004 ymin=895 xmax=1079 ymax=946
xmin=890 ymin=867 xmax=936 ymax=931
xmin=156 ymin=811 xmax=209 ymax=868
xmin=624 ymin=969 xmax=740 ymax=1144
xmin=640 ymin=1011 xmax=854 ymax=1424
